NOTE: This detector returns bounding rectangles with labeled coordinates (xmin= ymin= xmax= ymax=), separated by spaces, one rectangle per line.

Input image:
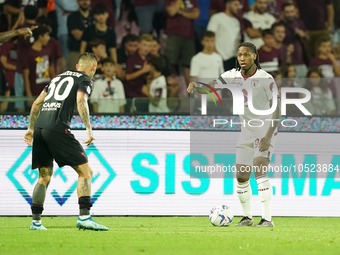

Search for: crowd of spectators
xmin=0 ymin=0 xmax=339 ymax=115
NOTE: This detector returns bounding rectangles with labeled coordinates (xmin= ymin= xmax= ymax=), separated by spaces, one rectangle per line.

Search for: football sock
xmin=79 ymin=196 xmax=92 ymax=216
xmin=237 ymin=180 xmax=252 ymax=218
xmin=256 ymin=174 xmax=272 ymax=221
xmin=32 ymin=183 xmax=46 ymax=221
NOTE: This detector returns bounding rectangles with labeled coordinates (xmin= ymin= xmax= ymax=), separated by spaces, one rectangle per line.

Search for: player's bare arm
xmin=259 ymin=98 xmax=281 ymax=152
xmin=77 ymin=91 xmax=94 ymax=146
xmin=23 ymin=90 xmax=47 ymax=146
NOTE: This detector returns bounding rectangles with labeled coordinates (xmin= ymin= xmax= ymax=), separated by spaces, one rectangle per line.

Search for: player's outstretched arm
xmin=77 ymin=91 xmax=95 ymax=146
xmin=24 ymin=90 xmax=47 ymax=146
xmin=259 ymin=98 xmax=281 ymax=152
xmin=187 ymin=80 xmax=221 ymax=94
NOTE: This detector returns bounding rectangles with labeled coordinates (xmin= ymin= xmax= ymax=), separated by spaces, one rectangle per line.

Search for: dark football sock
xmin=31 ymin=183 xmax=47 ymax=221
xmin=79 ymin=196 xmax=92 ymax=216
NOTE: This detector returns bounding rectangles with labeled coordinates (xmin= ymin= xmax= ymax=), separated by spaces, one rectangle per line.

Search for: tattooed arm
xmin=77 ymin=91 xmax=95 ymax=146
xmin=23 ymin=90 xmax=47 ymax=146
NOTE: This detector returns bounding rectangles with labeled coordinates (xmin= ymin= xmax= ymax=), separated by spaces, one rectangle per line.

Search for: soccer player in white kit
xmin=187 ymin=42 xmax=281 ymax=227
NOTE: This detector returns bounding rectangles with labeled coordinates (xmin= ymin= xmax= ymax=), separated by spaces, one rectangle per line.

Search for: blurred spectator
xmin=194 ymin=0 xmax=210 ymax=52
xmin=243 ymin=0 xmax=276 ymax=49
xmin=305 ymin=67 xmax=336 ymax=115
xmin=281 ymin=62 xmax=299 ymax=98
xmin=207 ymin=0 xmax=240 ymax=71
xmin=67 ymin=0 xmax=93 ymax=70
xmin=91 ymin=58 xmax=126 ymax=113
xmin=22 ymin=25 xmax=55 ymax=98
xmin=0 ymin=37 xmax=17 ymax=95
xmin=124 ymin=33 xmax=152 ymax=99
xmin=142 ymin=55 xmax=170 ymax=113
xmin=14 ymin=5 xmax=38 ymax=112
xmin=80 ymin=4 xmax=117 ymax=63
xmin=0 ymin=69 xmax=10 ymax=112
xmin=210 ymin=0 xmax=250 ymax=18
xmin=116 ymin=34 xmax=139 ymax=79
xmin=90 ymin=0 xmax=115 ymax=29
xmin=3 ymin=0 xmax=44 ymax=29
xmin=88 ymin=38 xmax=107 ymax=78
xmin=150 ymin=37 xmax=180 ymax=102
xmin=295 ymin=0 xmax=334 ymax=58
xmin=249 ymin=0 xmax=285 ymax=19
xmin=272 ymin=22 xmax=293 ymax=64
xmin=281 ymin=2 xmax=308 ymax=78
xmin=46 ymin=0 xmax=57 ymax=39
xmin=164 ymin=0 xmax=200 ymax=85
xmin=134 ymin=0 xmax=165 ymax=34
xmin=55 ymin=0 xmax=78 ymax=61
xmin=190 ymin=31 xmax=224 ymax=80
xmin=258 ymin=29 xmax=281 ymax=72
xmin=269 ymin=70 xmax=283 ymax=94
xmin=36 ymin=16 xmax=65 ymax=75
xmin=309 ymin=37 xmax=340 ymax=79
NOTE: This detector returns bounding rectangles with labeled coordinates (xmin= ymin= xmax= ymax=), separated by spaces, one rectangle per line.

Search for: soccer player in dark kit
xmin=23 ymin=52 xmax=108 ymax=231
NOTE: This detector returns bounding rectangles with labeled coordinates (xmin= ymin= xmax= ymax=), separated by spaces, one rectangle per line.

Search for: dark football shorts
xmin=32 ymin=128 xmax=88 ymax=169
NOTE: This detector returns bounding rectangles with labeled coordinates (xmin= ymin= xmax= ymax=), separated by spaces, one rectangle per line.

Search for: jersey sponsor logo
xmin=42 ymin=102 xmax=62 ymax=111
xmin=231 ymin=79 xmax=243 ymax=87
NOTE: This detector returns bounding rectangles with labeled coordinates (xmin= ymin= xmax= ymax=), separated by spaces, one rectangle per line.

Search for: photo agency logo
xmin=199 ymin=79 xmax=312 ymax=128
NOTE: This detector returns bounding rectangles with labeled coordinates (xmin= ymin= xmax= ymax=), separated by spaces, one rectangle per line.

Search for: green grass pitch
xmin=1 ymin=217 xmax=339 ymax=255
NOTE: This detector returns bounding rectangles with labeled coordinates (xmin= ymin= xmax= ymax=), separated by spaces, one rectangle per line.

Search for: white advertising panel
xmin=1 ymin=130 xmax=340 ymax=216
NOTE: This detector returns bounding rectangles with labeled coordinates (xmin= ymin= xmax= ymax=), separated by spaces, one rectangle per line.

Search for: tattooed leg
xmin=73 ymin=163 xmax=93 ymax=216
xmin=31 ymin=166 xmax=53 ymax=221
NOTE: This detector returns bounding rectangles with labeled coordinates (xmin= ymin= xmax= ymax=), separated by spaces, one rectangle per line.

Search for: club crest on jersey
xmin=231 ymin=79 xmax=243 ymax=87
xmin=251 ymin=79 xmax=260 ymax=89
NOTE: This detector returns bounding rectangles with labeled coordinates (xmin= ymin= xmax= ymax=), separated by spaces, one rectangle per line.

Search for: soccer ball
xmin=209 ymin=205 xmax=234 ymax=227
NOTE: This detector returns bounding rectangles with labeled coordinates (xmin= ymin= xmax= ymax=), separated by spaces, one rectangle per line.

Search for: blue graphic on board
xmin=6 ymin=145 xmax=116 ymax=206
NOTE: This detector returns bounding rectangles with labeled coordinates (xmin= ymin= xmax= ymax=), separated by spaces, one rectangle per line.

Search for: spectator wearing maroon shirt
xmin=14 ymin=5 xmax=38 ymax=112
xmin=124 ymin=33 xmax=152 ymax=99
xmin=134 ymin=0 xmax=165 ymax=34
xmin=0 ymin=38 xmax=17 ymax=92
xmin=22 ymin=26 xmax=55 ymax=98
xmin=258 ymin=29 xmax=281 ymax=72
xmin=116 ymin=34 xmax=139 ymax=80
xmin=281 ymin=2 xmax=308 ymax=78
xmin=309 ymin=37 xmax=340 ymax=79
xmin=164 ymin=0 xmax=200 ymax=85
xmin=272 ymin=22 xmax=293 ymax=64
xmin=295 ymin=0 xmax=334 ymax=58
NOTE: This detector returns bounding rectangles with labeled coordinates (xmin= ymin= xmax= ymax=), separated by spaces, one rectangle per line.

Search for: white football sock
xmin=256 ymin=174 xmax=272 ymax=221
xmin=237 ymin=180 xmax=252 ymax=219
xmin=33 ymin=220 xmax=41 ymax=224
xmin=79 ymin=215 xmax=91 ymax=220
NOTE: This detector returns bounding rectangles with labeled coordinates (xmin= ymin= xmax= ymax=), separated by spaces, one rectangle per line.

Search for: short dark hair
xmin=33 ymin=25 xmax=50 ymax=41
xmin=122 ymin=34 xmax=139 ymax=45
xmin=36 ymin=16 xmax=52 ymax=28
xmin=282 ymin=1 xmax=294 ymax=11
xmin=149 ymin=56 xmax=165 ymax=72
xmin=262 ymin=29 xmax=273 ymax=37
xmin=280 ymin=62 xmax=294 ymax=78
xmin=317 ymin=37 xmax=331 ymax=47
xmin=224 ymin=0 xmax=239 ymax=5
xmin=89 ymin=38 xmax=106 ymax=49
xmin=93 ymin=4 xmax=108 ymax=15
xmin=203 ymin=31 xmax=215 ymax=38
xmin=24 ymin=5 xmax=38 ymax=20
xmin=101 ymin=57 xmax=115 ymax=65
xmin=271 ymin=22 xmax=285 ymax=31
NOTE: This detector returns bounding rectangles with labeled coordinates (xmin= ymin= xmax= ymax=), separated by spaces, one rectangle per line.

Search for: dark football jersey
xmin=35 ymin=70 xmax=92 ymax=133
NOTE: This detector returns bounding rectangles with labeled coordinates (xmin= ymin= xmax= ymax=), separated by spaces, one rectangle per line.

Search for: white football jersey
xmin=219 ymin=68 xmax=278 ymax=136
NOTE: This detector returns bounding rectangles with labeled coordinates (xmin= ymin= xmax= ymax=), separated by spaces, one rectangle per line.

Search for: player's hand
xmin=259 ymin=136 xmax=271 ymax=152
xmin=83 ymin=129 xmax=95 ymax=146
xmin=187 ymin=82 xmax=199 ymax=93
xmin=23 ymin=129 xmax=34 ymax=146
